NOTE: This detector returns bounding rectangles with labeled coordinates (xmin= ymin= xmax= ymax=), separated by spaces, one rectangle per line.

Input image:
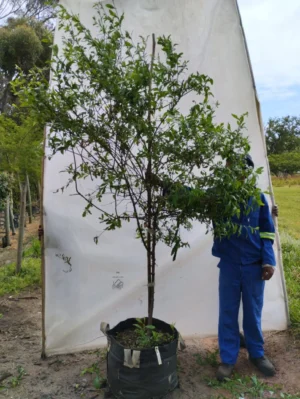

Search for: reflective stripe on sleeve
xmin=260 ymin=232 xmax=276 ymax=240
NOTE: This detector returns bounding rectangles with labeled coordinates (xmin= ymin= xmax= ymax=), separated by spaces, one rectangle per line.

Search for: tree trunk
xmin=146 ymin=33 xmax=157 ymax=327
xmin=147 ymin=226 xmax=156 ymax=327
xmin=16 ymin=182 xmax=27 ymax=273
xmin=4 ymin=197 xmax=11 ymax=247
xmin=9 ymin=200 xmax=16 ymax=236
xmin=17 ymin=174 xmax=26 ymax=227
xmin=0 ymin=80 xmax=11 ymax=113
xmin=26 ymin=174 xmax=33 ymax=224
xmin=38 ymin=180 xmax=41 ymax=203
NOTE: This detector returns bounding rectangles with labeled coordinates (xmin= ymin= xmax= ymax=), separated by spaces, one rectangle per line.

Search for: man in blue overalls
xmin=214 ymin=154 xmax=276 ymax=381
xmin=155 ymin=154 xmax=277 ymax=380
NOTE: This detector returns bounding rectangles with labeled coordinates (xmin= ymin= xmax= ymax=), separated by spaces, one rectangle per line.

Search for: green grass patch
xmin=0 ymin=238 xmax=41 ymax=297
xmin=23 ymin=238 xmax=41 ymax=258
xmin=273 ymin=186 xmax=300 ymax=240
xmin=281 ymin=233 xmax=300 ymax=326
xmin=0 ymin=257 xmax=41 ymax=297
xmin=273 ymin=182 xmax=300 ymax=325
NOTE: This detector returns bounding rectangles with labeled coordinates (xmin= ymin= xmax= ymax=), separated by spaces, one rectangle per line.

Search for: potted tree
xmin=15 ymin=3 xmax=263 ymax=398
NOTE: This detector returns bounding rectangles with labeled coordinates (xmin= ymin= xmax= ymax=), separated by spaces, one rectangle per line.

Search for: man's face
xmin=226 ymin=158 xmax=248 ymax=181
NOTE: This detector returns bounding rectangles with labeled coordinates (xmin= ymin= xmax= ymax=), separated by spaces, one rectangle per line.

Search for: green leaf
xmin=93 ymin=376 xmax=102 ymax=390
xmin=145 ymin=325 xmax=156 ymax=330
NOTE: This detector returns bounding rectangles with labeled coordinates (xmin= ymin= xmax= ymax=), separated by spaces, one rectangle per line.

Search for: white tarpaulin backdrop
xmin=43 ymin=0 xmax=289 ymax=355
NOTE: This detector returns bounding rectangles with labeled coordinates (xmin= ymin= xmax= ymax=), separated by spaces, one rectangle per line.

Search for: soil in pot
xmin=116 ymin=318 xmax=176 ymax=350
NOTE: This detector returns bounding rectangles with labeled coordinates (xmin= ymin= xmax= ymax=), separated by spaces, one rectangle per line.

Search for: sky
xmin=238 ymin=0 xmax=300 ymax=123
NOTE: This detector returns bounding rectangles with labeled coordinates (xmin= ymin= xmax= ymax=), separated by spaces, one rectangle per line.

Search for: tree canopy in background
xmin=0 ymin=0 xmax=56 ymax=23
xmin=269 ymin=152 xmax=300 ymax=176
xmin=266 ymin=116 xmax=300 ymax=175
xmin=0 ymin=0 xmax=53 ymax=261
xmin=0 ymin=111 xmax=43 ymax=180
xmin=266 ymin=116 xmax=300 ymax=155
xmin=0 ymin=15 xmax=53 ymax=111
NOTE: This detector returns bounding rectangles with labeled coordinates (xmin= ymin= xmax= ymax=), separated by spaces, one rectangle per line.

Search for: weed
xmin=9 ymin=366 xmax=26 ymax=388
xmin=206 ymin=374 xmax=273 ymax=398
xmin=195 ymin=349 xmax=219 ymax=367
xmin=93 ymin=375 xmax=105 ymax=390
xmin=80 ymin=363 xmax=100 ymax=376
xmin=80 ymin=362 xmax=105 ymax=391
xmin=23 ymin=238 xmax=41 ymax=258
xmin=0 ymin=258 xmax=41 ymax=297
xmin=206 ymin=373 xmax=300 ymax=399
xmin=132 ymin=318 xmax=174 ymax=349
xmin=99 ymin=348 xmax=107 ymax=361
xmin=0 ymin=313 xmax=3 ymax=319
xmin=115 ymin=318 xmax=174 ymax=349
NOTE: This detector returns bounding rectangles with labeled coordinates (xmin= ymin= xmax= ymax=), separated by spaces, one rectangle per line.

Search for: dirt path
xmin=0 ymin=290 xmax=300 ymax=399
xmin=0 ymin=219 xmax=40 ymax=266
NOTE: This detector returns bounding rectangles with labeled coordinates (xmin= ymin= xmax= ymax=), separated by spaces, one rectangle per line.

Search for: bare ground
xmin=1 ymin=289 xmax=300 ymax=399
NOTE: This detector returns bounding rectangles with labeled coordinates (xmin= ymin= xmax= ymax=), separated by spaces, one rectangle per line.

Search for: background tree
xmin=0 ymin=16 xmax=53 ymax=112
xmin=16 ymin=4 xmax=263 ymax=324
xmin=0 ymin=111 xmax=43 ymax=269
xmin=266 ymin=116 xmax=300 ymax=155
xmin=0 ymin=0 xmax=56 ymax=23
xmin=0 ymin=172 xmax=11 ymax=247
xmin=269 ymin=152 xmax=300 ymax=176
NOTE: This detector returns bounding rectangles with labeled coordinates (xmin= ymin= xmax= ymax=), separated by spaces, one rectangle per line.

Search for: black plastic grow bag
xmin=105 ymin=318 xmax=179 ymax=399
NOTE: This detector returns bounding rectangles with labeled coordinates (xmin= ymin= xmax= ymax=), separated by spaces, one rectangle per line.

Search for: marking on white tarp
xmin=112 ymin=271 xmax=124 ymax=289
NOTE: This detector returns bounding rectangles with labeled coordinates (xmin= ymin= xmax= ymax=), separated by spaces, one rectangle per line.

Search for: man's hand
xmin=262 ymin=266 xmax=275 ymax=281
xmin=272 ymin=205 xmax=279 ymax=217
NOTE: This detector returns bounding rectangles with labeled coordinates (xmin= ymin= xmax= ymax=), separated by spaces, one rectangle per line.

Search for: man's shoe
xmin=216 ymin=363 xmax=234 ymax=382
xmin=250 ymin=356 xmax=276 ymax=377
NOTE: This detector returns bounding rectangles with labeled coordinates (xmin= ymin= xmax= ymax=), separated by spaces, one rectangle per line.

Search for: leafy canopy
xmin=0 ymin=16 xmax=53 ymax=77
xmin=0 ymin=172 xmax=11 ymax=203
xmin=15 ymin=3 xmax=262 ymax=258
xmin=269 ymin=152 xmax=300 ymax=176
xmin=0 ymin=110 xmax=43 ymax=180
xmin=266 ymin=116 xmax=300 ymax=155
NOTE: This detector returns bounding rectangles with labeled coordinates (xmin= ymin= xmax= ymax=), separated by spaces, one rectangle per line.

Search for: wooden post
xmin=41 ymin=128 xmax=46 ymax=359
xmin=26 ymin=174 xmax=33 ymax=224
xmin=16 ymin=182 xmax=27 ymax=274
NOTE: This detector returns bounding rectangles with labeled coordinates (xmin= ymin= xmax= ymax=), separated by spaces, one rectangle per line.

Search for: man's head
xmin=226 ymin=153 xmax=254 ymax=170
xmin=245 ymin=154 xmax=254 ymax=169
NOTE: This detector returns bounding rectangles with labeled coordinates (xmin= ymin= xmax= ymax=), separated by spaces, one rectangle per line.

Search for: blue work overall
xmin=212 ymin=193 xmax=276 ymax=365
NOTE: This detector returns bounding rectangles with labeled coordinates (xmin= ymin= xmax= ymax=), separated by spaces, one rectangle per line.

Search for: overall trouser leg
xmin=241 ymin=265 xmax=265 ymax=359
xmin=218 ymin=263 xmax=241 ymax=365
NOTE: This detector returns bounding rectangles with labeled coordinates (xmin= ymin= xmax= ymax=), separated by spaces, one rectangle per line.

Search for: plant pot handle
xmin=178 ymin=333 xmax=186 ymax=351
xmin=100 ymin=322 xmax=110 ymax=336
